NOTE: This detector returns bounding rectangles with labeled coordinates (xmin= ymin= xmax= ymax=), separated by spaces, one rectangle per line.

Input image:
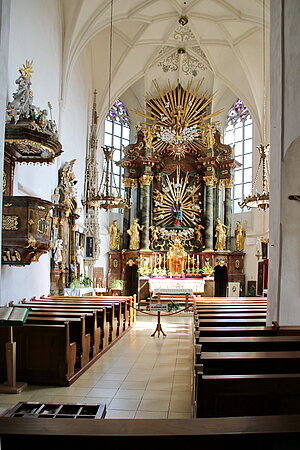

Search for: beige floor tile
xmin=108 ymin=397 xmax=141 ymax=410
xmin=88 ymin=387 xmax=118 ymax=398
xmin=114 ymin=389 xmax=144 ymax=400
xmin=135 ymin=410 xmax=168 ymax=418
xmin=138 ymin=397 xmax=170 ymax=412
xmin=105 ymin=409 xmax=135 ymax=418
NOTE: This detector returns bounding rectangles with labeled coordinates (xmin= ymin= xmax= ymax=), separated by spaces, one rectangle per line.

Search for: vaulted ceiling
xmin=61 ymin=0 xmax=269 ymax=138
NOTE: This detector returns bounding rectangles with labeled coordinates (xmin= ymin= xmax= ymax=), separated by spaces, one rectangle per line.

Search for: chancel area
xmin=1 ymin=0 xmax=300 ymax=446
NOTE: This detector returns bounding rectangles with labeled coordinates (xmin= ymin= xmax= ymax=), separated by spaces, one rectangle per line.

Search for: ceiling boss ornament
xmin=133 ymin=80 xmax=221 ymax=160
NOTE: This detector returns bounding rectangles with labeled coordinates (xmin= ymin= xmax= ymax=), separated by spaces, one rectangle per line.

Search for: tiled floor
xmin=0 ymin=312 xmax=194 ymax=419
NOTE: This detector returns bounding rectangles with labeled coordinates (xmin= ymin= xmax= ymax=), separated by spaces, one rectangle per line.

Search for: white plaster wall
xmin=268 ymin=0 xmax=300 ymax=325
xmin=1 ymin=0 xmax=94 ymax=305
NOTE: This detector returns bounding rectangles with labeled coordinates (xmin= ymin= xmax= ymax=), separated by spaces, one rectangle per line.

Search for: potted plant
xmin=109 ymin=279 xmax=123 ymax=295
xmin=200 ymin=265 xmax=214 ymax=277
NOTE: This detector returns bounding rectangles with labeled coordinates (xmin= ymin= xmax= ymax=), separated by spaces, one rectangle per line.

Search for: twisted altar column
xmin=122 ymin=178 xmax=137 ymax=249
xmin=224 ymin=178 xmax=233 ymax=250
xmin=139 ymin=174 xmax=153 ymax=250
xmin=204 ymin=175 xmax=217 ymax=250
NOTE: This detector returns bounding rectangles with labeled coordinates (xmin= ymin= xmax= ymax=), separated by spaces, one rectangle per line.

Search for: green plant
xmin=200 ymin=265 xmax=214 ymax=277
xmin=109 ymin=279 xmax=123 ymax=290
xmin=168 ymin=300 xmax=179 ymax=312
xmin=80 ymin=274 xmax=92 ymax=287
xmin=137 ymin=266 xmax=152 ymax=276
xmin=69 ymin=278 xmax=81 ymax=289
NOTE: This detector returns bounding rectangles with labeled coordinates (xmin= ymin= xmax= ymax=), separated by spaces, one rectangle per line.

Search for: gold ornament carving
xmin=2 ymin=215 xmax=19 ymax=231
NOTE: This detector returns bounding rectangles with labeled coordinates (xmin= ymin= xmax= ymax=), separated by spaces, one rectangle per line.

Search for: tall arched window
xmin=104 ymin=99 xmax=130 ymax=198
xmin=224 ymin=99 xmax=253 ymax=213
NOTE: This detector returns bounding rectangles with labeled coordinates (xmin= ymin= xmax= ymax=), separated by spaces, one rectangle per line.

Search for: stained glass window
xmin=225 ymin=99 xmax=253 ymax=213
xmin=104 ymin=99 xmax=130 ymax=200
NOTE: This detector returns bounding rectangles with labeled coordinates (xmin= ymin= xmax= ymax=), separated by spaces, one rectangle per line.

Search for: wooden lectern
xmin=0 ymin=307 xmax=30 ymax=393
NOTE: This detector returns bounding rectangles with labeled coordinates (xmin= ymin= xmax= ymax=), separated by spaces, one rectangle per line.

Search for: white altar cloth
xmin=149 ymin=277 xmax=205 ymax=296
xmin=64 ymin=287 xmax=94 ymax=296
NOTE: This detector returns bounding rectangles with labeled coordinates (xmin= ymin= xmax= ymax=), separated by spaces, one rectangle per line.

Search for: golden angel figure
xmin=127 ymin=218 xmax=143 ymax=250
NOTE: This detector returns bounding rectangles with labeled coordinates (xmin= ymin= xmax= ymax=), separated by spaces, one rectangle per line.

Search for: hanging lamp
xmin=239 ymin=0 xmax=270 ymax=211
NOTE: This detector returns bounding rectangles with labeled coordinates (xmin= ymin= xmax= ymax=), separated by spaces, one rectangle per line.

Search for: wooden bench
xmin=196 ymin=350 xmax=300 ymax=374
xmin=21 ymin=299 xmax=118 ymax=343
xmin=24 ymin=314 xmax=91 ymax=369
xmin=195 ymin=335 xmax=300 ymax=352
xmin=0 ymin=322 xmax=77 ymax=386
xmin=194 ymin=368 xmax=300 ymax=418
xmin=35 ymin=297 xmax=130 ymax=336
xmin=195 ymin=318 xmax=267 ymax=327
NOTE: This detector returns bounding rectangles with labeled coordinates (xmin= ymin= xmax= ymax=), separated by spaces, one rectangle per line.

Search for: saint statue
xmin=215 ymin=218 xmax=228 ymax=251
xmin=109 ymin=220 xmax=120 ymax=250
xmin=167 ymin=239 xmax=187 ymax=276
xmin=127 ymin=218 xmax=143 ymax=250
xmin=53 ymin=239 xmax=63 ymax=265
xmin=235 ymin=221 xmax=246 ymax=252
xmin=194 ymin=223 xmax=205 ymax=248
xmin=173 ymin=201 xmax=183 ymax=226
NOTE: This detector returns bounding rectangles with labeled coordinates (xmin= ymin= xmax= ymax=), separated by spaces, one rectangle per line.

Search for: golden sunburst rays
xmin=133 ymin=79 xmax=222 ymax=159
xmin=19 ymin=60 xmax=34 ymax=79
xmin=153 ymin=166 xmax=202 ymax=227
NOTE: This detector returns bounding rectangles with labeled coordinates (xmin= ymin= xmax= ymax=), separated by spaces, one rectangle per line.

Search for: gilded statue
xmin=167 ymin=239 xmax=187 ymax=276
xmin=127 ymin=218 xmax=144 ymax=250
xmin=109 ymin=220 xmax=120 ymax=250
xmin=235 ymin=221 xmax=246 ymax=252
xmin=215 ymin=218 xmax=228 ymax=251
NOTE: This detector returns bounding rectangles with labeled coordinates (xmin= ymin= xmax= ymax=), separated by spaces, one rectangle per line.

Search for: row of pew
xmin=0 ymin=294 xmax=136 ymax=386
xmin=193 ymin=297 xmax=300 ymax=418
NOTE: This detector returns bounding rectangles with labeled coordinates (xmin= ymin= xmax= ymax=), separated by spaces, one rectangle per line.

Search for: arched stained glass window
xmin=225 ymin=99 xmax=253 ymax=213
xmin=104 ymin=99 xmax=130 ymax=199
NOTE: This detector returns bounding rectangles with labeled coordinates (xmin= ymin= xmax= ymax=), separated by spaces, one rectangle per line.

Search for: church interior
xmin=1 ymin=0 xmax=300 ymax=446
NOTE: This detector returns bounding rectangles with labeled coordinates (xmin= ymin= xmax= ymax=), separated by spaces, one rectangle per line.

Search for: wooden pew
xmin=196 ymin=350 xmax=300 ymax=375
xmin=24 ymin=315 xmax=91 ymax=369
xmin=195 ymin=335 xmax=300 ymax=352
xmin=194 ymin=367 xmax=300 ymax=418
xmin=26 ymin=309 xmax=100 ymax=358
xmin=0 ymin=322 xmax=77 ymax=386
xmin=34 ymin=297 xmax=125 ymax=338
xmin=44 ymin=294 xmax=136 ymax=326
xmin=22 ymin=299 xmax=118 ymax=344
xmin=195 ymin=318 xmax=266 ymax=327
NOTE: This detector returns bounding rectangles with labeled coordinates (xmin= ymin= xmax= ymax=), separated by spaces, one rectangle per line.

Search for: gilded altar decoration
xmin=235 ymin=221 xmax=246 ymax=251
xmin=5 ymin=60 xmax=62 ymax=164
xmin=109 ymin=220 xmax=120 ymax=250
xmin=133 ymin=80 xmax=221 ymax=160
xmin=215 ymin=218 xmax=228 ymax=251
xmin=2 ymin=215 xmax=19 ymax=231
xmin=167 ymin=239 xmax=187 ymax=277
xmin=127 ymin=218 xmax=144 ymax=250
xmin=153 ymin=166 xmax=202 ymax=228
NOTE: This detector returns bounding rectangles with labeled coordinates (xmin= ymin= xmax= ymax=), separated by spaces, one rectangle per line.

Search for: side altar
xmin=107 ymin=82 xmax=246 ymax=299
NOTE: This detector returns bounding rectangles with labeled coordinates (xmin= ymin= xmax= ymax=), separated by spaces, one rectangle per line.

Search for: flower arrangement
xmin=152 ymin=267 xmax=167 ymax=277
xmin=137 ymin=266 xmax=152 ymax=277
xmin=200 ymin=265 xmax=214 ymax=277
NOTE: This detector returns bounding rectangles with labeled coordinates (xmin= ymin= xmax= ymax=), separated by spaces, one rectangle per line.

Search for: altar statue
xmin=215 ymin=218 xmax=228 ymax=251
xmin=127 ymin=218 xmax=143 ymax=250
xmin=194 ymin=223 xmax=205 ymax=248
xmin=173 ymin=201 xmax=183 ymax=226
xmin=109 ymin=220 xmax=120 ymax=250
xmin=235 ymin=221 xmax=246 ymax=251
xmin=167 ymin=239 xmax=187 ymax=277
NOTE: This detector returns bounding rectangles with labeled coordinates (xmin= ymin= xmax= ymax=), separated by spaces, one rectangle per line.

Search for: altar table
xmin=149 ymin=277 xmax=205 ymax=296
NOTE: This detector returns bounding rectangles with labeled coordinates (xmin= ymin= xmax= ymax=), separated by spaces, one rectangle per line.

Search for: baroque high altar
xmin=108 ymin=81 xmax=245 ymax=298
